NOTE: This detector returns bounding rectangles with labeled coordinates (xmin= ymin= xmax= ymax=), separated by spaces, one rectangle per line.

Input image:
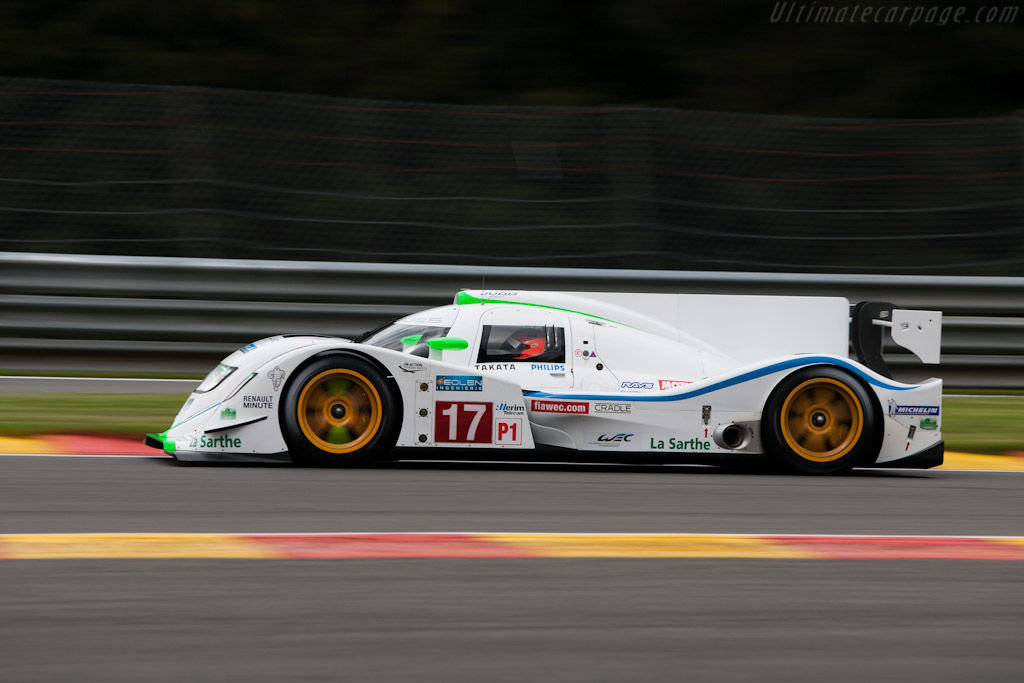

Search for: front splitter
xmin=171 ymin=449 xmax=293 ymax=464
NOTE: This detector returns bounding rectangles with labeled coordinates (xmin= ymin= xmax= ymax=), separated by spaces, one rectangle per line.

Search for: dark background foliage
xmin=0 ymin=0 xmax=1020 ymax=117
xmin=0 ymin=1 xmax=1020 ymax=273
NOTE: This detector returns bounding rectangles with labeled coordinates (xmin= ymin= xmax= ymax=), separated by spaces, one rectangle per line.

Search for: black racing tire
xmin=761 ymin=366 xmax=882 ymax=476
xmin=281 ymin=354 xmax=401 ymax=467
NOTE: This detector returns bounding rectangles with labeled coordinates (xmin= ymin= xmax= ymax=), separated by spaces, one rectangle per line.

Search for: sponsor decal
xmin=239 ymin=343 xmax=257 ymax=354
xmin=494 ymin=418 xmax=523 ymax=445
xmin=888 ymin=399 xmax=940 ymax=416
xmin=435 ymin=401 xmax=493 ymax=443
xmin=479 ymin=291 xmax=516 ymax=297
xmin=436 ymin=375 xmax=483 ymax=392
xmin=475 ymin=363 xmax=517 ymax=371
xmin=242 ymin=395 xmax=273 ymax=410
xmin=531 ymin=399 xmax=589 ymax=414
xmin=268 ymin=366 xmax=286 ymax=391
xmin=531 ymin=363 xmax=565 ymax=372
xmin=496 ymin=402 xmax=526 ymax=416
xmin=920 ymin=417 xmax=939 ymax=431
xmin=399 ymin=315 xmax=447 ymax=324
xmin=585 ymin=432 xmax=637 ymax=448
xmin=399 ymin=361 xmax=427 ymax=374
xmin=220 ymin=407 xmax=236 ymax=420
xmin=573 ymin=349 xmax=597 ymax=359
xmin=594 ymin=402 xmax=632 ymax=415
xmin=650 ymin=437 xmax=711 ymax=451
xmin=620 ymin=381 xmax=654 ymax=390
xmin=189 ymin=435 xmax=242 ymax=449
xmin=658 ymin=379 xmax=691 ymax=390
xmin=599 ymin=433 xmax=633 ymax=442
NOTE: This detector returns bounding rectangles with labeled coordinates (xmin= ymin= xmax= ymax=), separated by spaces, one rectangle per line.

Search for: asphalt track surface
xmin=2 ymin=456 xmax=1023 ymax=682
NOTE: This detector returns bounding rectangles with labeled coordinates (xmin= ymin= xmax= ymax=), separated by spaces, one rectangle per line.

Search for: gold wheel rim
xmin=297 ymin=369 xmax=383 ymax=454
xmin=780 ymin=378 xmax=863 ymax=462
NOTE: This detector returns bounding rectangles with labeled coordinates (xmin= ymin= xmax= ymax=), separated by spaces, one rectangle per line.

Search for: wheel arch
xmin=277 ymin=348 xmax=406 ymax=463
xmin=764 ymin=362 xmax=883 ymax=423
xmin=279 ymin=348 xmax=405 ymax=420
xmin=760 ymin=362 xmax=885 ymax=473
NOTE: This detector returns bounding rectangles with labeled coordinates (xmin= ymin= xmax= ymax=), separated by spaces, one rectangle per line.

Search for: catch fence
xmin=0 ymin=78 xmax=1020 ymax=274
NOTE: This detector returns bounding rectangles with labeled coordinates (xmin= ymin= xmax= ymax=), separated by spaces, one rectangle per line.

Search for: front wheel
xmin=281 ymin=354 xmax=400 ymax=466
xmin=761 ymin=366 xmax=881 ymax=475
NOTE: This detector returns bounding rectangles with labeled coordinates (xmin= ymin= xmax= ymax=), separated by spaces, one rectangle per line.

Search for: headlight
xmin=194 ymin=363 xmax=237 ymax=394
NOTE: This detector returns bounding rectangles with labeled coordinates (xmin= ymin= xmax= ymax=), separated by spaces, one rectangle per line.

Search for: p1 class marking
xmin=494 ymin=418 xmax=522 ymax=445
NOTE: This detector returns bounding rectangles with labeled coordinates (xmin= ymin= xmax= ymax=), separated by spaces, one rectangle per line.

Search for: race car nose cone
xmin=330 ymin=404 xmax=347 ymax=419
xmin=811 ymin=412 xmax=827 ymax=427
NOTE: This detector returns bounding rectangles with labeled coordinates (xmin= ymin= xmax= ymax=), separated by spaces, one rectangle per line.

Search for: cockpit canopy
xmin=477 ymin=325 xmax=566 ymax=364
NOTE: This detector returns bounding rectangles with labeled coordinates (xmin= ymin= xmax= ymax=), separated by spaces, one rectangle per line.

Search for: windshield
xmin=360 ymin=323 xmax=452 ymax=357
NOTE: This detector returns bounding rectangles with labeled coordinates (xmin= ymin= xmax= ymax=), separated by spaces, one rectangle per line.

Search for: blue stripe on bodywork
xmin=170 ymin=401 xmax=223 ymax=430
xmin=524 ymin=356 xmax=916 ymax=402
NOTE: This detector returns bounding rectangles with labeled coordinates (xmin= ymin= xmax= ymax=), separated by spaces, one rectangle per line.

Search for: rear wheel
xmin=281 ymin=354 xmax=400 ymax=466
xmin=762 ymin=366 xmax=881 ymax=475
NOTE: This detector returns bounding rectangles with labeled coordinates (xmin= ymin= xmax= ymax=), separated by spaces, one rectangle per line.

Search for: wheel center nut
xmin=811 ymin=412 xmax=827 ymax=427
xmin=330 ymin=404 xmax=346 ymax=419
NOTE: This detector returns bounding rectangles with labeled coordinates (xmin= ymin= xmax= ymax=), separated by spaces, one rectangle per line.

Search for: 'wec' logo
xmin=597 ymin=433 xmax=633 ymax=442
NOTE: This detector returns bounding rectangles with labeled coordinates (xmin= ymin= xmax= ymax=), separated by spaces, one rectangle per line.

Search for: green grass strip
xmin=0 ymin=394 xmax=186 ymax=436
xmin=941 ymin=396 xmax=1024 ymax=454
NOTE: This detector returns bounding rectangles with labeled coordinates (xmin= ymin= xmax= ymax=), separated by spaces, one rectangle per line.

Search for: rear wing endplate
xmin=851 ymin=302 xmax=942 ymax=378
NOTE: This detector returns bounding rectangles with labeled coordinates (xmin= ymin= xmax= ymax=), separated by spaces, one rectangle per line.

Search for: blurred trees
xmin=0 ymin=0 xmax=1020 ymax=116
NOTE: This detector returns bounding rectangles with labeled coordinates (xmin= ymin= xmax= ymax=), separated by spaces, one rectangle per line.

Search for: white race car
xmin=146 ymin=290 xmax=944 ymax=475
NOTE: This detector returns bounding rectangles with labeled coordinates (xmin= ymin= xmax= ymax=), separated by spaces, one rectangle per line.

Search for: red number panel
xmin=434 ymin=402 xmax=493 ymax=443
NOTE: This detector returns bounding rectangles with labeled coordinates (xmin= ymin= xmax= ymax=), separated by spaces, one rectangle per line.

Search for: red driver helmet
xmin=511 ymin=329 xmax=547 ymax=359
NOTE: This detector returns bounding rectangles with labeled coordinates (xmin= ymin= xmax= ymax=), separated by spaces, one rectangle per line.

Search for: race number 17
xmin=435 ymin=402 xmax=493 ymax=443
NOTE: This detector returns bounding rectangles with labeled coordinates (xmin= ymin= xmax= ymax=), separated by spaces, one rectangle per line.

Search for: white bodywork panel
xmin=465 ymin=290 xmax=851 ymax=365
xmin=156 ymin=289 xmax=943 ymax=469
xmin=589 ymin=292 xmax=850 ymax=364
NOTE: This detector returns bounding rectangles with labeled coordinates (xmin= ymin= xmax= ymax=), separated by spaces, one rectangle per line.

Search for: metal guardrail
xmin=2 ymin=251 xmax=1022 ymax=387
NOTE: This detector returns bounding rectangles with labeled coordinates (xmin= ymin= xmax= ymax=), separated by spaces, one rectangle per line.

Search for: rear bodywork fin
xmin=851 ymin=302 xmax=942 ymax=378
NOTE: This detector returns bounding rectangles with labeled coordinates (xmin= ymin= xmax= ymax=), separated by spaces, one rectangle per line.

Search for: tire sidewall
xmin=281 ymin=353 xmax=400 ymax=466
xmin=761 ymin=365 xmax=881 ymax=475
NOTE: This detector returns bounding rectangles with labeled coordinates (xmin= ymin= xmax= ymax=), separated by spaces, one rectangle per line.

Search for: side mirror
xmin=426 ymin=337 xmax=469 ymax=362
xmin=401 ymin=334 xmax=423 ymax=354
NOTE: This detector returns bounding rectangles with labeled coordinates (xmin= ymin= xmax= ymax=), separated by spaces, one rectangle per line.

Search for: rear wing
xmin=851 ymin=302 xmax=941 ymax=378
